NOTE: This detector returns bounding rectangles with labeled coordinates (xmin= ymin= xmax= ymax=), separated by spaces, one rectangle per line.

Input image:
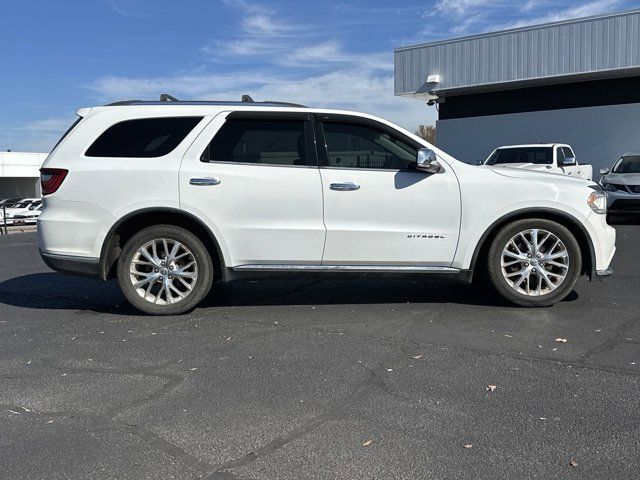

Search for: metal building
xmin=395 ymin=9 xmax=640 ymax=174
xmin=0 ymin=152 xmax=45 ymax=198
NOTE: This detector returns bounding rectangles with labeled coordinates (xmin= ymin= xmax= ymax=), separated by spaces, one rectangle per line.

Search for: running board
xmin=232 ymin=264 xmax=460 ymax=274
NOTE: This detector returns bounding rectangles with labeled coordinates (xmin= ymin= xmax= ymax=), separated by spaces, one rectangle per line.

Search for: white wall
xmin=0 ymin=152 xmax=48 ymax=178
xmin=436 ymin=102 xmax=640 ymax=177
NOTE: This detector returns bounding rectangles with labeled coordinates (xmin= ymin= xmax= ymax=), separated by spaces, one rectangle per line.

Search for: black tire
xmin=117 ymin=225 xmax=214 ymax=315
xmin=486 ymin=218 xmax=582 ymax=307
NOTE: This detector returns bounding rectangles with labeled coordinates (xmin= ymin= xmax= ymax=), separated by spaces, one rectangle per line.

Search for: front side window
xmin=201 ymin=119 xmax=309 ymax=166
xmin=321 ymin=122 xmax=418 ymax=170
xmin=485 ymin=148 xmax=553 ymax=166
xmin=613 ymin=156 xmax=640 ymax=173
xmin=86 ymin=117 xmax=202 ymax=158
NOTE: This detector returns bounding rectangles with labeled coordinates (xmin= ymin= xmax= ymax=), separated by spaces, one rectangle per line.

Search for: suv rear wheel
xmin=117 ymin=225 xmax=214 ymax=315
xmin=486 ymin=219 xmax=581 ymax=307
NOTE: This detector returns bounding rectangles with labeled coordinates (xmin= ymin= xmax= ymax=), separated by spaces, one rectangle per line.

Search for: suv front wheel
xmin=117 ymin=225 xmax=214 ymax=315
xmin=486 ymin=218 xmax=582 ymax=307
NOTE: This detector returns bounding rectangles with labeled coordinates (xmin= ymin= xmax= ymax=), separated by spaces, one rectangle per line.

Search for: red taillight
xmin=40 ymin=168 xmax=68 ymax=196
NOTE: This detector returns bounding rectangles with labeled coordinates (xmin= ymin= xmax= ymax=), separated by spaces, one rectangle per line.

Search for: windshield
xmin=612 ymin=156 xmax=640 ymax=174
xmin=486 ymin=147 xmax=553 ymax=166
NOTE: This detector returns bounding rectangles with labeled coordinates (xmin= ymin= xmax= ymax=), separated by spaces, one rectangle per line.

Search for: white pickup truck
xmin=484 ymin=144 xmax=593 ymax=180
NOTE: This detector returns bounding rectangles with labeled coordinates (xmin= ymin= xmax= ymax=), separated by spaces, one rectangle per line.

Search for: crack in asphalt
xmin=208 ymin=344 xmax=413 ymax=475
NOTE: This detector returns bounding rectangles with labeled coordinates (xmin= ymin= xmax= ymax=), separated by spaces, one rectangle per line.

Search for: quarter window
xmin=321 ymin=122 xmax=418 ymax=170
xmin=86 ymin=117 xmax=202 ymax=158
xmin=201 ymin=119 xmax=310 ymax=166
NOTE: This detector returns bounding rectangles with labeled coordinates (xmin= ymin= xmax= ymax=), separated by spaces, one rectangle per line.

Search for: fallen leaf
xmin=362 ymin=439 xmax=373 ymax=447
xmin=463 ymin=444 xmax=473 ymax=449
xmin=486 ymin=385 xmax=497 ymax=392
xmin=412 ymin=354 xmax=423 ymax=359
xmin=189 ymin=367 xmax=198 ymax=371
xmin=570 ymin=459 xmax=578 ymax=467
xmin=226 ymin=337 xmax=233 ymax=341
xmin=386 ymin=368 xmax=393 ymax=372
xmin=555 ymin=338 xmax=568 ymax=343
xmin=504 ymin=334 xmax=512 ymax=338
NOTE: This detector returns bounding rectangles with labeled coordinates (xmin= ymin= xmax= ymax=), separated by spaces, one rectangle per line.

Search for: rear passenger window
xmin=86 ymin=117 xmax=202 ymax=158
xmin=201 ymin=119 xmax=309 ymax=166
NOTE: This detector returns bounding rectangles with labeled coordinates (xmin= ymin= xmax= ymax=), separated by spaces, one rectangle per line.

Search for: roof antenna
xmin=241 ymin=94 xmax=254 ymax=103
xmin=160 ymin=93 xmax=179 ymax=102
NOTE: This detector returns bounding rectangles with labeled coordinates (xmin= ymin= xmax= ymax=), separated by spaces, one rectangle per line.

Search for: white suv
xmin=38 ymin=98 xmax=616 ymax=315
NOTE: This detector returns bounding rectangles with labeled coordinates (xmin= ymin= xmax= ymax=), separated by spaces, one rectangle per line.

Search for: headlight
xmin=588 ymin=191 xmax=607 ymax=214
xmin=600 ymin=180 xmax=618 ymax=192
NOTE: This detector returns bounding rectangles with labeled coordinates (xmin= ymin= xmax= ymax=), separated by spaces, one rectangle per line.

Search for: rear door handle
xmin=189 ymin=177 xmax=221 ymax=186
xmin=330 ymin=182 xmax=360 ymax=191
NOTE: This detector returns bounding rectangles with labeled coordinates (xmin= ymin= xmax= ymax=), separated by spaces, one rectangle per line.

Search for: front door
xmin=316 ymin=117 xmax=461 ymax=266
xmin=180 ymin=112 xmax=325 ymax=266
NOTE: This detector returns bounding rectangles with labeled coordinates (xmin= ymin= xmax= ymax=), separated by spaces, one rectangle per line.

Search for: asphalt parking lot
xmin=1 ymin=225 xmax=639 ymax=480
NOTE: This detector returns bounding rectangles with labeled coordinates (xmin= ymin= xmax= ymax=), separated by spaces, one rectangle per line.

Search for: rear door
xmin=316 ymin=115 xmax=461 ymax=266
xmin=180 ymin=111 xmax=326 ymax=266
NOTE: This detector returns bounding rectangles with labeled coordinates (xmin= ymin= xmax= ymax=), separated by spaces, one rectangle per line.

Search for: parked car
xmin=599 ymin=153 xmax=640 ymax=215
xmin=484 ymin=144 xmax=593 ymax=180
xmin=12 ymin=203 xmax=43 ymax=225
xmin=38 ymin=97 xmax=614 ymax=315
xmin=0 ymin=198 xmax=30 ymax=211
xmin=1 ymin=199 xmax=41 ymax=222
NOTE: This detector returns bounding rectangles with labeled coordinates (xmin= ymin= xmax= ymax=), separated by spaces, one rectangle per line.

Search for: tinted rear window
xmin=201 ymin=119 xmax=309 ymax=166
xmin=486 ymin=147 xmax=553 ymax=165
xmin=86 ymin=117 xmax=202 ymax=158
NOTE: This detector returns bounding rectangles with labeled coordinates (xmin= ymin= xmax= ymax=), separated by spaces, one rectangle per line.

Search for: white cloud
xmin=429 ymin=0 xmax=630 ymax=35
xmin=0 ymin=116 xmax=76 ymax=152
xmin=434 ymin=0 xmax=496 ymax=17
xmin=280 ymin=41 xmax=393 ymax=70
xmin=502 ymin=0 xmax=626 ymax=29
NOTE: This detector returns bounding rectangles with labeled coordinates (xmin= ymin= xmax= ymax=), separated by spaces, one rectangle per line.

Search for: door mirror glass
xmin=599 ymin=168 xmax=610 ymax=175
xmin=561 ymin=156 xmax=576 ymax=166
xmin=416 ymin=148 xmax=442 ymax=173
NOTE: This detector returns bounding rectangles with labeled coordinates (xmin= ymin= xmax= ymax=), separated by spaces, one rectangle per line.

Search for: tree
xmin=415 ymin=125 xmax=436 ymax=145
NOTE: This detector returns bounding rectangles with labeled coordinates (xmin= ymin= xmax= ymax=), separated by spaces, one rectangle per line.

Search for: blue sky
xmin=1 ymin=0 xmax=638 ymax=152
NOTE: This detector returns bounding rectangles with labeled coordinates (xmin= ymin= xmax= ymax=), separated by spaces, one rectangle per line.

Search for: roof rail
xmin=104 ymin=96 xmax=308 ymax=108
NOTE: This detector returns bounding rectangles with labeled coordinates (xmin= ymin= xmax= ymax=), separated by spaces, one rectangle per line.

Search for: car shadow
xmin=0 ymin=271 xmax=579 ymax=314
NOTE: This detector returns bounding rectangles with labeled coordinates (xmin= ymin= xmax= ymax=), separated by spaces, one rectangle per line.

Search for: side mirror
xmin=416 ymin=148 xmax=442 ymax=174
xmin=561 ymin=156 xmax=576 ymax=166
xmin=599 ymin=168 xmax=610 ymax=175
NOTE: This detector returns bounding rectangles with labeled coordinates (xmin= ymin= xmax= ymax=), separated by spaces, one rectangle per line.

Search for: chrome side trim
xmin=232 ymin=264 xmax=460 ymax=274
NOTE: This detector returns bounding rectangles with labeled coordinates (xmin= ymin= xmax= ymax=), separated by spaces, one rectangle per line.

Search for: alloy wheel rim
xmin=129 ymin=238 xmax=198 ymax=305
xmin=500 ymin=228 xmax=569 ymax=296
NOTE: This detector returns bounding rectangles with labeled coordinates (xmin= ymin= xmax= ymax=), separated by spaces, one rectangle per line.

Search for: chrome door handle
xmin=189 ymin=177 xmax=220 ymax=186
xmin=330 ymin=182 xmax=360 ymax=191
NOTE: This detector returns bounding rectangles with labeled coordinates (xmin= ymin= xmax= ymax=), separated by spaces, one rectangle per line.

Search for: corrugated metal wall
xmin=395 ymin=10 xmax=640 ymax=95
